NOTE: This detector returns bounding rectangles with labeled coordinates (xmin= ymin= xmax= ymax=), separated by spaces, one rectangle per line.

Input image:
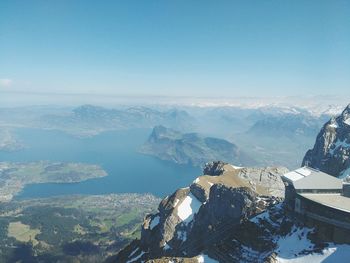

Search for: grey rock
xmin=302 ymin=104 xmax=350 ymax=178
xmin=136 ymin=163 xmax=287 ymax=259
xmin=237 ymin=166 xmax=288 ymax=198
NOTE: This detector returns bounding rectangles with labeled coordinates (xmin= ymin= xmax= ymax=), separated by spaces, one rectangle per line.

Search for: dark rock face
xmin=130 ymin=163 xmax=287 ymax=261
xmin=302 ymin=104 xmax=350 ymax=178
xmin=112 ymin=162 xmax=289 ymax=262
xmin=189 ymin=183 xmax=207 ymax=203
xmin=185 ymin=185 xmax=258 ymax=254
xmin=202 ymin=161 xmax=227 ymax=176
xmin=140 ymin=187 xmax=191 ymax=255
xmin=140 ymin=184 xmax=259 ymax=257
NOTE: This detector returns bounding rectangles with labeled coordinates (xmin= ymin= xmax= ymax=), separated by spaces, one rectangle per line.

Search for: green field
xmin=0 ymin=193 xmax=160 ymax=263
xmin=8 ymin=221 xmax=40 ymax=246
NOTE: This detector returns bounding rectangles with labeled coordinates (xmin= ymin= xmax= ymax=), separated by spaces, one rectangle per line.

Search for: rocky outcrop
xmin=116 ymin=201 xmax=343 ymax=263
xmin=302 ymin=104 xmax=350 ymax=179
xmin=115 ymin=162 xmax=288 ymax=262
xmin=140 ymin=126 xmax=257 ymax=167
xmin=202 ymin=161 xmax=227 ymax=176
xmin=237 ymin=167 xmax=288 ymax=198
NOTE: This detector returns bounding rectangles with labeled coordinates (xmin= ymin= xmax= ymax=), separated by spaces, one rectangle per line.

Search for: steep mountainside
xmin=140 ymin=126 xmax=256 ymax=167
xmin=302 ymin=104 xmax=350 ymax=179
xmin=112 ymin=162 xmax=350 ymax=263
xmin=111 ymin=162 xmax=288 ymax=262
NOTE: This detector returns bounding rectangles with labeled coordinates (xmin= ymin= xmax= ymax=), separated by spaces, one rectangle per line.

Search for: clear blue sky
xmin=0 ymin=0 xmax=349 ymax=97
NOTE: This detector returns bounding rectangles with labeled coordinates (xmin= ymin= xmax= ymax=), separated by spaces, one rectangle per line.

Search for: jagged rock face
xmin=237 ymin=167 xmax=288 ymax=198
xmin=202 ymin=161 xmax=227 ymax=176
xmin=302 ymin=104 xmax=350 ymax=178
xmin=118 ymin=202 xmax=345 ymax=263
xmin=186 ymin=185 xmax=258 ymax=253
xmin=137 ymin=162 xmax=288 ymax=260
xmin=141 ymin=184 xmax=258 ymax=257
xmin=141 ymin=187 xmax=191 ymax=254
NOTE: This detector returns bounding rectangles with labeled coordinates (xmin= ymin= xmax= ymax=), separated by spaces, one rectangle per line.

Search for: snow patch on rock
xmin=177 ymin=193 xmax=202 ymax=223
xmin=163 ymin=243 xmax=171 ymax=250
xmin=177 ymin=229 xmax=187 ymax=242
xmin=276 ymin=244 xmax=350 ymax=263
xmin=329 ymin=139 xmax=350 ymax=155
xmin=197 ymin=254 xmax=219 ymax=263
xmin=173 ymin=198 xmax=180 ymax=207
xmin=275 ymin=226 xmax=315 ymax=258
xmin=329 ymin=122 xmax=339 ymax=128
xmin=339 ymin=166 xmax=350 ymax=179
xmin=231 ymin=164 xmax=243 ymax=169
xmin=150 ymin=215 xmax=160 ymax=230
xmin=250 ymin=205 xmax=280 ymax=227
xmin=344 ymin=117 xmax=350 ymax=126
xmin=126 ymin=250 xmax=144 ymax=263
xmin=193 ymin=177 xmax=200 ymax=183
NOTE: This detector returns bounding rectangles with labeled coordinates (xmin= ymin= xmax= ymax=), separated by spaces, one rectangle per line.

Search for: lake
xmin=0 ymin=128 xmax=200 ymax=198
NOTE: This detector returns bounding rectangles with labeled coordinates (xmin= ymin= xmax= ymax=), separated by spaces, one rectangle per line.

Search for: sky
xmin=0 ymin=0 xmax=350 ymax=99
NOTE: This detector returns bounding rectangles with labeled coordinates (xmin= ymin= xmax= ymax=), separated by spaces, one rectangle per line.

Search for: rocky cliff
xmin=302 ymin=104 xmax=350 ymax=180
xmin=109 ymin=104 xmax=350 ymax=262
xmin=140 ymin=126 xmax=256 ymax=167
xmin=109 ymin=161 xmax=350 ymax=262
xmin=110 ymin=162 xmax=290 ymax=262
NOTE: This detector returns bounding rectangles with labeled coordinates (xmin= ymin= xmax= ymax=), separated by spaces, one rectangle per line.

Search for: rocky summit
xmin=302 ymin=104 xmax=350 ymax=180
xmin=108 ymin=105 xmax=350 ymax=263
xmin=110 ymin=161 xmax=350 ymax=263
xmin=111 ymin=162 xmax=288 ymax=262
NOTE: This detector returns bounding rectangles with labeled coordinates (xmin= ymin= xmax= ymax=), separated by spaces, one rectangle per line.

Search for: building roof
xmin=283 ymin=167 xmax=311 ymax=182
xmin=300 ymin=193 xmax=350 ymax=213
xmin=282 ymin=167 xmax=342 ymax=190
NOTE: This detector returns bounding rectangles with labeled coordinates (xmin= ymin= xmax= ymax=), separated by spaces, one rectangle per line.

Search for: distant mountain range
xmin=39 ymin=105 xmax=195 ymax=137
xmin=247 ymin=113 xmax=327 ymax=138
xmin=140 ymin=125 xmax=256 ymax=167
xmin=0 ymin=104 xmax=340 ymax=167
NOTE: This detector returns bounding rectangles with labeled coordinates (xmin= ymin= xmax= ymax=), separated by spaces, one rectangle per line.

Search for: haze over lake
xmin=0 ymin=128 xmax=200 ymax=198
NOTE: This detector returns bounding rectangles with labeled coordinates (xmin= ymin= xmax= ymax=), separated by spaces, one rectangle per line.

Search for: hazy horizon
xmin=1 ymin=90 xmax=349 ymax=112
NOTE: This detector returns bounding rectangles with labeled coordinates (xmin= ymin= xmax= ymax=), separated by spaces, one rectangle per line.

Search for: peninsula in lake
xmin=140 ymin=125 xmax=256 ymax=167
xmin=0 ymin=162 xmax=107 ymax=202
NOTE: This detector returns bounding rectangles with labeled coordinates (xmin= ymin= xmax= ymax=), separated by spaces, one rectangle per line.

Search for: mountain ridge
xmin=302 ymin=104 xmax=350 ymax=179
xmin=140 ymin=126 xmax=256 ymax=167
